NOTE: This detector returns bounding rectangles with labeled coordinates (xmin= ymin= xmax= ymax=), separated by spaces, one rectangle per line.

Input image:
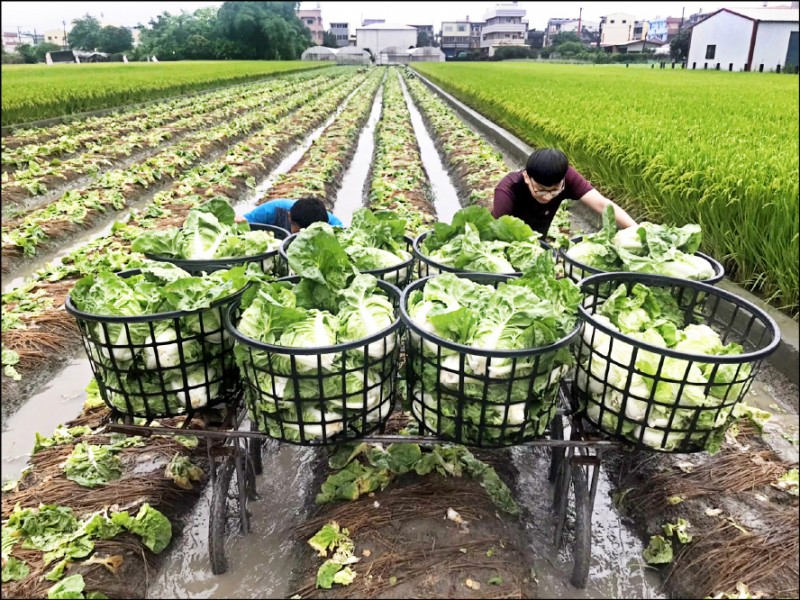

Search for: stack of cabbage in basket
xmin=418 ymin=206 xmax=548 ymax=274
xmin=576 ymin=282 xmax=751 ymax=452
xmin=406 ymin=253 xmax=581 ymax=445
xmin=565 ymin=206 xmax=716 ymax=280
xmin=286 ymin=208 xmax=412 ymax=283
xmin=233 ymin=223 xmax=400 ymax=441
xmin=131 ymin=198 xmax=282 ymax=265
xmin=337 ymin=208 xmax=412 ymax=283
xmin=71 ymin=262 xmax=257 ymax=415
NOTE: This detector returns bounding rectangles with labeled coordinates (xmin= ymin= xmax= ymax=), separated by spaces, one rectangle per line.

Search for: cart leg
xmin=570 ymin=463 xmax=592 ymax=589
xmin=549 ymin=413 xmax=565 ymax=484
xmin=249 ymin=420 xmax=263 ymax=476
xmin=552 ymin=447 xmax=573 ymax=547
xmin=235 ymin=442 xmax=252 ymax=536
xmin=208 ymin=455 xmax=235 ymax=575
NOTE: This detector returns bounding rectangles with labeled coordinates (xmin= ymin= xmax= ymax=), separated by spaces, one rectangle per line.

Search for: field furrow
xmin=259 ymin=71 xmax=385 ymax=207
xmin=402 ymin=69 xmax=508 ymax=211
xmin=366 ymin=69 xmax=437 ymax=236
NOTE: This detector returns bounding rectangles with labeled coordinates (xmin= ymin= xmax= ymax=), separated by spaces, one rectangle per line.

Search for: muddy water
xmin=512 ymin=446 xmax=664 ymax=599
xmin=397 ymin=74 xmax=462 ymax=224
xmin=1 ymin=358 xmax=93 ymax=482
xmin=148 ymin=441 xmax=321 ymax=599
xmin=2 ymin=191 xmax=161 ymax=294
xmin=331 ymin=85 xmax=384 ymax=225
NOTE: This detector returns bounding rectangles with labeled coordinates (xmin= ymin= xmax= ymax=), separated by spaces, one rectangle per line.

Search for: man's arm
xmin=492 ymin=176 xmax=515 ymax=218
xmin=327 ymin=212 xmax=344 ymax=228
xmin=578 ymin=189 xmax=637 ymax=228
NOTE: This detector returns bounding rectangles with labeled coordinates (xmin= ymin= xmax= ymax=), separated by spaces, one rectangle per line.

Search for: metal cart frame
xmin=106 ymin=379 xmax=618 ymax=588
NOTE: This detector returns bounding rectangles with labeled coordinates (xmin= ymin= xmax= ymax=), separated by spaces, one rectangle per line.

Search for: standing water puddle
xmin=511 ymin=446 xmax=665 ymax=599
xmin=1 ymin=358 xmax=93 ymax=481
xmin=149 ymin=442 xmax=321 ymax=599
xmin=331 ymin=85 xmax=384 ymax=225
xmin=398 ymin=73 xmax=462 ymax=223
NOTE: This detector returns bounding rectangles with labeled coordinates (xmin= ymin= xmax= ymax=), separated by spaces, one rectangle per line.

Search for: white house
xmin=356 ymin=23 xmax=417 ymax=60
xmin=481 ymin=2 xmax=528 ymax=56
xmin=687 ymin=7 xmax=799 ymax=72
xmin=600 ymin=13 xmax=636 ymax=46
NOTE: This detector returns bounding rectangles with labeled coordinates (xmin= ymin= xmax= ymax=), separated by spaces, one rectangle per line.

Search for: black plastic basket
xmin=279 ymin=233 xmax=415 ymax=288
xmin=144 ymin=223 xmax=290 ymax=276
xmin=400 ymin=273 xmax=580 ymax=448
xmin=413 ymin=230 xmax=553 ymax=279
xmin=65 ymin=269 xmax=249 ymax=419
xmin=573 ymin=272 xmax=780 ymax=453
xmin=559 ymin=235 xmax=725 ymax=287
xmin=224 ymin=277 xmax=404 ymax=446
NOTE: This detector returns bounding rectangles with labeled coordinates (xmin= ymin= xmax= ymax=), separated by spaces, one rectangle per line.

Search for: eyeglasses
xmin=526 ymin=176 xmax=565 ymax=199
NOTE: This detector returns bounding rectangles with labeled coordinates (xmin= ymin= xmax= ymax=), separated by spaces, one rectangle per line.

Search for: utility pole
xmin=17 ymin=26 xmax=21 ymax=44
xmin=597 ymin=17 xmax=603 ymax=48
xmin=62 ymin=20 xmax=68 ymax=50
xmin=577 ymin=6 xmax=582 ymax=38
xmin=679 ymin=7 xmax=685 ymax=32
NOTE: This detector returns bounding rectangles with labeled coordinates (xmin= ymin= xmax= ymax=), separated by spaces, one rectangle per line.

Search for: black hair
xmin=290 ymin=197 xmax=329 ymax=229
xmin=525 ymin=148 xmax=569 ymax=186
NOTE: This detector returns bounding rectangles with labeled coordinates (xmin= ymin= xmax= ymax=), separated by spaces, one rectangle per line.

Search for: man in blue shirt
xmin=235 ymin=197 xmax=343 ymax=233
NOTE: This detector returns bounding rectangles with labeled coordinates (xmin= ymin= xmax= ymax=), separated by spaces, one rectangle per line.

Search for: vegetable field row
xmin=367 ymin=71 xmax=437 ymax=235
xmin=1 ymin=71 xmax=312 ymax=173
xmin=402 ymin=70 xmax=507 ymax=211
xmin=413 ymin=62 xmax=799 ymax=317
xmin=1 ymin=72 xmax=352 ymax=270
xmin=2 ymin=68 xmax=326 ymax=149
xmin=1 ymin=61 xmax=326 ymax=127
xmin=2 ymin=72 xmax=334 ymax=210
xmin=261 ymin=71 xmax=384 ymax=205
xmin=1 ymin=70 xmax=373 ymax=395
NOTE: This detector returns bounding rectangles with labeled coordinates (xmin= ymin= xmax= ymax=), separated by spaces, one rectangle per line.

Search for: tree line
xmin=3 ymin=1 xmax=315 ymax=63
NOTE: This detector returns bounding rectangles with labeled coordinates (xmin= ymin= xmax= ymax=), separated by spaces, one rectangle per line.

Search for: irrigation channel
xmin=2 ymin=66 xmax=798 ymax=600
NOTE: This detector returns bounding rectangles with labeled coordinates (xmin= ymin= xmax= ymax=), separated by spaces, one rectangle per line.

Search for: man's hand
xmin=234 ymin=215 xmax=247 ymax=224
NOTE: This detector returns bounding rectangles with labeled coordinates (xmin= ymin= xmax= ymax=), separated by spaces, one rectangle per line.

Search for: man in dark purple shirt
xmin=493 ymin=148 xmax=636 ymax=236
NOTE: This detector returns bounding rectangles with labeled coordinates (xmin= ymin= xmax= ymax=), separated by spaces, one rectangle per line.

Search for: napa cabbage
xmin=69 ymin=263 xmax=257 ymax=416
xmin=419 ymin=206 xmax=546 ymax=274
xmin=575 ymin=282 xmax=751 ymax=453
xmin=131 ymin=198 xmax=281 ymax=260
xmin=565 ymin=205 xmax=717 ymax=281
xmin=233 ymin=226 xmax=400 ymax=442
xmin=406 ymin=253 xmax=580 ymax=444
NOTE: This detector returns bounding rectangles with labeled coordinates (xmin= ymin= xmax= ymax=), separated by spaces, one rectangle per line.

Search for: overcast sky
xmin=2 ymin=1 xmax=792 ymax=34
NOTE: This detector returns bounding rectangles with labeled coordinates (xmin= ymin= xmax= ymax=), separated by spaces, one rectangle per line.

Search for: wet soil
xmin=288 ymin=473 xmax=538 ymax=599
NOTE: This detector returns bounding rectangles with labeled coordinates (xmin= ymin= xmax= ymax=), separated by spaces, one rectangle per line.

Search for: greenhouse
xmin=300 ymin=45 xmax=337 ymax=61
xmin=378 ymin=46 xmax=411 ymax=66
xmin=409 ymin=46 xmax=446 ymax=62
xmin=335 ymin=46 xmax=372 ymax=66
